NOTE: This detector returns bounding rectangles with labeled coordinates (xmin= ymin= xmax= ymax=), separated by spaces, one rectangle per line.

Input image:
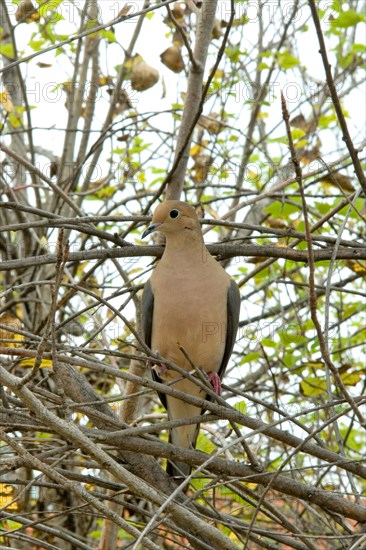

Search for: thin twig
xmin=308 ymin=0 xmax=366 ymax=195
xmin=281 ymin=92 xmax=365 ymax=429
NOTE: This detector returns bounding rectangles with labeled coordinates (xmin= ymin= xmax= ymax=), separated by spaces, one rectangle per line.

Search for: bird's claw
xmin=147 ymin=352 xmax=168 ymax=379
xmin=152 ymin=363 xmax=168 ymax=379
xmin=208 ymin=372 xmax=221 ymax=395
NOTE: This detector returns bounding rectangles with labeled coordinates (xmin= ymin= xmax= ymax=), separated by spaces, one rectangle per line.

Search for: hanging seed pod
xmin=199 ymin=113 xmax=222 ymax=135
xmin=130 ymin=55 xmax=159 ymax=91
xmin=15 ymin=0 xmax=39 ymax=23
xmin=160 ymin=46 xmax=185 ymax=73
xmin=212 ymin=18 xmax=223 ymax=39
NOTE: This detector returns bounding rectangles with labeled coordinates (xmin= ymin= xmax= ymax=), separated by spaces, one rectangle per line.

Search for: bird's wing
xmin=219 ymin=279 xmax=241 ymax=380
xmin=141 ymin=279 xmax=168 ymax=409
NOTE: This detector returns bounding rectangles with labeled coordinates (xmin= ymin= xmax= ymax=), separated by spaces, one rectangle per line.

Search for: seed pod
xmin=160 ymin=46 xmax=184 ymax=73
xmin=15 ymin=0 xmax=39 ymax=23
xmin=130 ymin=55 xmax=159 ymax=91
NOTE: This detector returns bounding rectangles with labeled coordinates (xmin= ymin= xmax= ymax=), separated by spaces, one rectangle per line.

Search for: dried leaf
xmin=195 ymin=204 xmax=205 ymax=219
xmin=199 ymin=113 xmax=222 ymax=135
xmin=191 ymin=154 xmax=212 ymax=182
xmin=131 ymin=55 xmax=159 ymax=91
xmin=212 ymin=18 xmax=223 ymax=39
xmin=160 ymin=46 xmax=185 ymax=73
xmin=171 ymin=3 xmax=186 ymax=22
xmin=117 ymin=134 xmax=130 ymax=142
xmin=0 ymin=312 xmax=23 ymax=347
xmin=290 ymin=114 xmax=317 ymax=134
xmin=118 ymin=4 xmax=132 ymax=18
xmin=266 ymin=217 xmax=288 ymax=229
xmin=300 ymin=145 xmax=321 ymax=164
xmin=50 ymin=160 xmax=58 ymax=178
xmin=15 ymin=0 xmax=39 ymax=23
xmin=320 ymin=172 xmax=355 ymax=192
xmin=0 ymin=91 xmax=13 ymax=112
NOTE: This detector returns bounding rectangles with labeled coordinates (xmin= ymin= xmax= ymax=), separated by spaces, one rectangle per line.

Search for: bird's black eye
xmin=169 ymin=209 xmax=180 ymax=219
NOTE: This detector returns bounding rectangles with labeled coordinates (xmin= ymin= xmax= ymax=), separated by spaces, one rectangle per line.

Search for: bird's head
xmin=142 ymin=201 xmax=201 ymax=239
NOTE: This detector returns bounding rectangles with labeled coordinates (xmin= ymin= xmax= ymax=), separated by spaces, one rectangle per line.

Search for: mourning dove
xmin=141 ymin=201 xmax=240 ymax=477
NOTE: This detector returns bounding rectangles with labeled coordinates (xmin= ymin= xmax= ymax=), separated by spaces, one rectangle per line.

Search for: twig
xmin=166 ymin=0 xmax=235 ymax=198
xmin=16 ymin=230 xmax=68 ymax=387
xmin=0 ymin=1 xmax=177 ymax=74
xmin=281 ymin=92 xmax=366 ymax=429
xmin=308 ymin=0 xmax=366 ymax=195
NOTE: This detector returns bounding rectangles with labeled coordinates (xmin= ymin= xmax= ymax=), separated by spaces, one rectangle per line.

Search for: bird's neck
xmin=163 ymin=232 xmax=211 ymax=267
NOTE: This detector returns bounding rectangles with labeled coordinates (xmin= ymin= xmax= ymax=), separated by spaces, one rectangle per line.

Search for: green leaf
xmin=338 ymin=52 xmax=356 ymax=69
xmin=29 ymin=39 xmax=46 ymax=52
xmin=315 ymin=201 xmax=333 ymax=215
xmin=331 ymin=9 xmax=365 ymax=28
xmin=150 ymin=167 xmax=165 ymax=174
xmin=267 ymin=135 xmax=288 ymax=145
xmin=279 ymin=327 xmax=307 ymax=345
xmin=225 ymin=45 xmax=244 ymax=63
xmin=196 ymin=433 xmax=215 ymax=454
xmin=292 ymin=128 xmax=306 ymax=140
xmin=100 ymin=30 xmax=117 ymax=43
xmin=0 ymin=43 xmax=15 ymax=58
xmin=300 ymin=376 xmax=327 ymax=396
xmin=233 ymin=401 xmax=247 ymax=424
xmin=191 ymin=476 xmax=210 ymax=492
xmin=89 ymin=530 xmax=102 ymax=539
xmin=240 ymin=352 xmax=261 ymax=364
xmin=283 ymin=353 xmax=297 ymax=367
xmin=261 ymin=338 xmax=277 ymax=348
xmin=277 ymin=51 xmax=300 ymax=70
xmin=318 ymin=113 xmax=337 ymax=128
xmin=352 ymin=43 xmax=366 ymax=54
xmin=265 ymin=201 xmax=300 ymax=218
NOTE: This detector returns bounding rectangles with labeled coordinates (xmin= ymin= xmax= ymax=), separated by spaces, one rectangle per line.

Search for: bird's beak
xmin=142 ymin=222 xmax=161 ymax=239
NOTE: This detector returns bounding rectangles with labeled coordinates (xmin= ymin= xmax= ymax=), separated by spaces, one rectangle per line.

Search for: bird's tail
xmin=166 ymin=457 xmax=191 ymax=478
xmin=167 ymin=423 xmax=200 ymax=479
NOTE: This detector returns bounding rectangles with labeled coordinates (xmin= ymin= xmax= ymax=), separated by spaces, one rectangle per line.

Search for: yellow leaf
xmin=345 ymin=260 xmax=366 ymax=276
xmin=0 ymin=91 xmax=13 ymax=112
xmin=0 ymin=312 xmax=23 ymax=347
xmin=98 ymin=75 xmax=113 ymax=87
xmin=341 ymin=371 xmax=361 ymax=386
xmin=0 ymin=484 xmax=19 ymax=511
xmin=190 ymin=144 xmax=205 ymax=157
xmin=39 ymin=235 xmax=48 ymax=249
xmin=19 ymin=358 xmax=53 ymax=369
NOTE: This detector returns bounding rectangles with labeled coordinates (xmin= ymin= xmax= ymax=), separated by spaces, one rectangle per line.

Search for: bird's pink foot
xmin=152 ymin=363 xmax=168 ymax=379
xmin=146 ymin=352 xmax=168 ymax=379
xmin=208 ymin=372 xmax=221 ymax=395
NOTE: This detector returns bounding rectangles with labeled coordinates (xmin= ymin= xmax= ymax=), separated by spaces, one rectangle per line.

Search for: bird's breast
xmin=150 ymin=268 xmax=229 ymax=374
